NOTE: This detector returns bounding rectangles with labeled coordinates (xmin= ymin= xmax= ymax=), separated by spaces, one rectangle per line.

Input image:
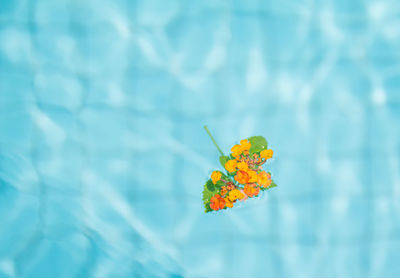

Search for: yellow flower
xmin=260 ymin=149 xmax=273 ymax=160
xmin=225 ymin=159 xmax=237 ymax=172
xmin=257 ymin=171 xmax=272 ymax=187
xmin=224 ymin=197 xmax=234 ymax=208
xmin=237 ymin=161 xmax=249 ymax=171
xmin=240 ymin=139 xmax=251 ymax=151
xmin=211 ymin=171 xmax=222 ymax=184
xmin=247 ymin=170 xmax=258 ymax=183
xmin=228 ymin=189 xmax=244 ymax=201
xmin=234 ymin=170 xmax=250 ymax=184
xmin=231 ymin=144 xmax=242 ymax=157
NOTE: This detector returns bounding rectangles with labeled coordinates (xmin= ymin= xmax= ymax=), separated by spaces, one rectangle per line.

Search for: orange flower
xmin=257 ymin=171 xmax=272 ymax=187
xmin=225 ymin=159 xmax=237 ymax=172
xmin=210 ymin=194 xmax=226 ymax=211
xmin=244 ymin=184 xmax=260 ymax=197
xmin=260 ymin=149 xmax=273 ymax=160
xmin=234 ymin=170 xmax=250 ymax=184
xmin=237 ymin=161 xmax=249 ymax=171
xmin=231 ymin=144 xmax=242 ymax=157
xmin=211 ymin=171 xmax=222 ymax=184
xmin=240 ymin=139 xmax=251 ymax=151
xmin=247 ymin=170 xmax=258 ymax=183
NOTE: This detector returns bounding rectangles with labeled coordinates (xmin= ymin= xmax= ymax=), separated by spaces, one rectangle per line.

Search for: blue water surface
xmin=1 ymin=0 xmax=400 ymax=277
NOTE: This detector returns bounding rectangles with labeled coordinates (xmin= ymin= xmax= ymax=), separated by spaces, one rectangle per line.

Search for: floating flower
xmin=231 ymin=144 xmax=242 ymax=157
xmin=240 ymin=139 xmax=251 ymax=151
xmin=225 ymin=159 xmax=237 ymax=173
xmin=237 ymin=161 xmax=249 ymax=171
xmin=234 ymin=170 xmax=250 ymax=184
xmin=244 ymin=184 xmax=260 ymax=198
xmin=228 ymin=189 xmax=244 ymax=202
xmin=257 ymin=171 xmax=272 ymax=187
xmin=260 ymin=149 xmax=274 ymax=160
xmin=210 ymin=194 xmax=225 ymax=211
xmin=202 ymin=126 xmax=277 ymax=213
xmin=211 ymin=171 xmax=222 ymax=184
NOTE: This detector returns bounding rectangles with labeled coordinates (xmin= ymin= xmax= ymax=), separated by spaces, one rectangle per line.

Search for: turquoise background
xmin=1 ymin=0 xmax=400 ymax=277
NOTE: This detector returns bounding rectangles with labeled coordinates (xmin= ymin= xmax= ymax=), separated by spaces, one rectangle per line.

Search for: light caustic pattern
xmin=1 ymin=0 xmax=400 ymax=277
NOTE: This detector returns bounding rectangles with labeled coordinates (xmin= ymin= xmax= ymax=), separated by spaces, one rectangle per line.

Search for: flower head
xmin=211 ymin=171 xmax=222 ymax=184
xmin=231 ymin=144 xmax=242 ymax=157
xmin=240 ymin=139 xmax=251 ymax=151
xmin=260 ymin=149 xmax=273 ymax=160
xmin=234 ymin=170 xmax=250 ymax=184
xmin=228 ymin=189 xmax=244 ymax=202
xmin=210 ymin=194 xmax=226 ymax=211
xmin=244 ymin=184 xmax=260 ymax=197
xmin=257 ymin=171 xmax=272 ymax=187
xmin=237 ymin=161 xmax=249 ymax=171
xmin=225 ymin=159 xmax=237 ymax=173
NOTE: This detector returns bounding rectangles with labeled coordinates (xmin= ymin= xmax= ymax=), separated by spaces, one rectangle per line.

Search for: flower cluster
xmin=203 ymin=134 xmax=277 ymax=213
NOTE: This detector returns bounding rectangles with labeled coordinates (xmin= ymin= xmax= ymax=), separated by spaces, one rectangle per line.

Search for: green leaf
xmin=269 ymin=181 xmax=277 ymax=188
xmin=205 ymin=203 xmax=212 ymax=213
xmin=202 ymin=189 xmax=214 ymax=202
xmin=248 ymin=136 xmax=268 ymax=154
xmin=219 ymin=155 xmax=229 ymax=168
xmin=215 ymin=180 xmax=225 ymax=189
xmin=203 ymin=179 xmax=218 ymax=212
xmin=206 ymin=179 xmax=215 ymax=191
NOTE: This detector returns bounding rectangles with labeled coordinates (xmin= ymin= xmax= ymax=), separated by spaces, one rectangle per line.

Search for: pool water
xmin=1 ymin=0 xmax=400 ymax=277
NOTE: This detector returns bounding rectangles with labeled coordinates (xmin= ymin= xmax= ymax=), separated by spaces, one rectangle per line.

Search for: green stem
xmin=203 ymin=125 xmax=224 ymax=156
